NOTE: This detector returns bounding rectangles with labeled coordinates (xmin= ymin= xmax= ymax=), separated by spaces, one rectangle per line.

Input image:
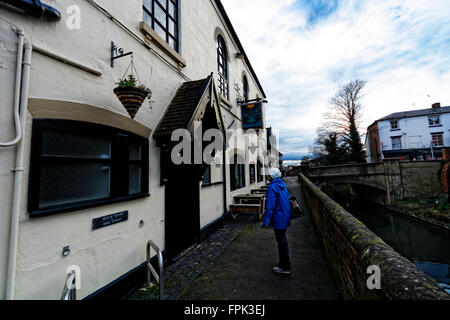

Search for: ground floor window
xmin=28 ymin=120 xmax=149 ymax=217
xmin=230 ymin=154 xmax=245 ymax=191
xmin=257 ymin=160 xmax=264 ymax=182
xmin=249 ymin=163 xmax=256 ymax=183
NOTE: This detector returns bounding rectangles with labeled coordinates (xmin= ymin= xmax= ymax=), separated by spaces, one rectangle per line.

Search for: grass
xmin=393 ymin=194 xmax=450 ymax=223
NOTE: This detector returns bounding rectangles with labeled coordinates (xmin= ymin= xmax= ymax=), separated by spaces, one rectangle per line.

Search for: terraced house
xmin=0 ymin=0 xmax=273 ymax=299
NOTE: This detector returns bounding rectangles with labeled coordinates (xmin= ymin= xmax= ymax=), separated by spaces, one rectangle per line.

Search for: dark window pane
xmin=42 ymin=129 xmax=111 ymax=159
xmin=129 ymin=164 xmax=142 ymax=195
xmin=39 ymin=163 xmax=111 ymax=208
xmin=129 ymin=142 xmax=142 ymax=161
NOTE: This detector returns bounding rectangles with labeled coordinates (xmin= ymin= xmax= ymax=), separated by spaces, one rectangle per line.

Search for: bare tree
xmin=324 ymin=80 xmax=366 ymax=143
xmin=314 ymin=80 xmax=367 ymax=163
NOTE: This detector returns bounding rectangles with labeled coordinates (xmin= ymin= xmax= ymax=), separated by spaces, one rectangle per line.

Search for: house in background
xmin=0 ymin=0 xmax=271 ymax=300
xmin=366 ymin=103 xmax=450 ymax=162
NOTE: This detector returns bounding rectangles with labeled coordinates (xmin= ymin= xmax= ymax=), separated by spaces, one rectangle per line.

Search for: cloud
xmin=221 ymin=0 xmax=450 ymax=160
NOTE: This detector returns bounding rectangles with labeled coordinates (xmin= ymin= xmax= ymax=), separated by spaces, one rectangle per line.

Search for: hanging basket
xmin=113 ymin=56 xmax=151 ymax=119
xmin=114 ymin=86 xmax=148 ymax=119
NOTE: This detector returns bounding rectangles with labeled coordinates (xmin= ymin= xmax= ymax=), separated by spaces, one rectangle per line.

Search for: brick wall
xmin=399 ymin=161 xmax=442 ymax=198
xmin=300 ymin=174 xmax=450 ymax=300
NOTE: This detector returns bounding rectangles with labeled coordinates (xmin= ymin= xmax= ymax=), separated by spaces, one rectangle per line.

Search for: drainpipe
xmin=1 ymin=0 xmax=61 ymax=22
xmin=0 ymin=29 xmax=24 ymax=147
xmin=6 ymin=42 xmax=32 ymax=300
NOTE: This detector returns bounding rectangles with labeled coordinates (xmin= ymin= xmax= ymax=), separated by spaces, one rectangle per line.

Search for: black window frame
xmin=28 ymin=119 xmax=149 ymax=218
xmin=257 ymin=160 xmax=263 ymax=182
xmin=249 ymin=163 xmax=256 ymax=184
xmin=230 ymin=154 xmax=245 ymax=191
xmin=143 ymin=0 xmax=179 ymax=52
xmin=217 ymin=35 xmax=229 ymax=100
xmin=429 ymin=115 xmax=441 ymax=127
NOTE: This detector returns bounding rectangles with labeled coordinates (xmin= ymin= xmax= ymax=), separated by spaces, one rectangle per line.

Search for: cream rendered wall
xmin=0 ymin=0 xmax=267 ymax=299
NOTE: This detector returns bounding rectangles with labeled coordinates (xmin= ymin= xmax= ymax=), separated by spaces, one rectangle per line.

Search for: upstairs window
xmin=143 ymin=0 xmax=179 ymax=52
xmin=432 ymin=133 xmax=443 ymax=147
xmin=217 ymin=35 xmax=229 ymax=100
xmin=391 ymin=136 xmax=402 ymax=150
xmin=390 ymin=120 xmax=399 ymax=130
xmin=429 ymin=115 xmax=441 ymax=126
xmin=28 ymin=120 xmax=149 ymax=217
xmin=243 ymin=76 xmax=249 ymax=102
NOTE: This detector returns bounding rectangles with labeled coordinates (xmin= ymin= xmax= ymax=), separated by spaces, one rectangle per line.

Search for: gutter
xmin=0 ymin=0 xmax=61 ymax=21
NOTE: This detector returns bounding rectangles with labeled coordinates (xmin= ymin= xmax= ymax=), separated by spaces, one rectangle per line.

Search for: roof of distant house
xmin=377 ymin=105 xmax=450 ymax=121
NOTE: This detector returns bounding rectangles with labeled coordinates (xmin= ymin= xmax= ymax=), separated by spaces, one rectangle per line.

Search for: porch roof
xmin=153 ymin=76 xmax=211 ymax=140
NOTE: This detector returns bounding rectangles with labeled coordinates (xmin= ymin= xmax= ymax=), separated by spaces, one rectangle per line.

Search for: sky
xmin=221 ymin=0 xmax=450 ymax=161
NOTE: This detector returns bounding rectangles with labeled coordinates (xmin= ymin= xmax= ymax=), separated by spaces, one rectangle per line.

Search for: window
xmin=391 ymin=120 xmax=399 ymax=130
xmin=28 ymin=120 xmax=149 ymax=217
xmin=143 ymin=0 xmax=179 ymax=52
xmin=429 ymin=115 xmax=441 ymax=126
xmin=391 ymin=136 xmax=402 ymax=150
xmin=217 ymin=35 xmax=229 ymax=100
xmin=249 ymin=163 xmax=256 ymax=184
xmin=257 ymin=160 xmax=264 ymax=182
xmin=432 ymin=133 xmax=443 ymax=147
xmin=230 ymin=154 xmax=245 ymax=191
xmin=243 ymin=76 xmax=249 ymax=102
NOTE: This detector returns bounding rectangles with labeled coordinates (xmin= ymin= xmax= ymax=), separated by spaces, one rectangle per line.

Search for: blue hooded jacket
xmin=263 ymin=178 xmax=291 ymax=230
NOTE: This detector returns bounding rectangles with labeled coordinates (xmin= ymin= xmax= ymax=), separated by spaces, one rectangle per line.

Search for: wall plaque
xmin=92 ymin=211 xmax=128 ymax=230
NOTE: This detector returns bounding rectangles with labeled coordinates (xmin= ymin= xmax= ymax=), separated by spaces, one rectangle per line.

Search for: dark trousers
xmin=274 ymin=229 xmax=291 ymax=271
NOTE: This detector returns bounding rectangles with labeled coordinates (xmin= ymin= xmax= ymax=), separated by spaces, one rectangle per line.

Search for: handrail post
xmin=146 ymin=240 xmax=164 ymax=300
xmin=61 ymin=270 xmax=76 ymax=300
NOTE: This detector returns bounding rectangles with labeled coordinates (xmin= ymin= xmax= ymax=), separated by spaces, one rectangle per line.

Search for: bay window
xmin=28 ymin=120 xmax=149 ymax=217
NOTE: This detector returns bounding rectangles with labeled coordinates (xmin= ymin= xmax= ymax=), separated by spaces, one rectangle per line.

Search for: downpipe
xmin=6 ymin=42 xmax=32 ymax=300
xmin=0 ymin=28 xmax=24 ymax=147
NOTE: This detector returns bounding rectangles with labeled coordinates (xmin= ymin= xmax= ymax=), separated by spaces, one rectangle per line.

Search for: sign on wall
xmin=241 ymin=102 xmax=263 ymax=130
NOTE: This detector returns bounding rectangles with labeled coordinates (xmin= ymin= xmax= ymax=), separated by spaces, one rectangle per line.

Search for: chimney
xmin=432 ymin=102 xmax=441 ymax=109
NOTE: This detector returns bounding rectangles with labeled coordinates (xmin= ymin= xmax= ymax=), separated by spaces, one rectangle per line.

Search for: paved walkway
xmin=130 ymin=177 xmax=340 ymax=300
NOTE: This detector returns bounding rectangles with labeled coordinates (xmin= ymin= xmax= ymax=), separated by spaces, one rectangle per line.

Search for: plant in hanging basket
xmin=114 ymin=75 xmax=152 ymax=119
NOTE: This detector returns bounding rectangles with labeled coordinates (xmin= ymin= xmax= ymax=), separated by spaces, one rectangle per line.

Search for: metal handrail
xmin=61 ymin=270 xmax=76 ymax=300
xmin=146 ymin=240 xmax=164 ymax=300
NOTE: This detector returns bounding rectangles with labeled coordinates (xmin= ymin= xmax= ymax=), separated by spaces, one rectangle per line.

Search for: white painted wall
xmin=378 ymin=112 xmax=450 ymax=152
xmin=0 ymin=0 xmax=268 ymax=299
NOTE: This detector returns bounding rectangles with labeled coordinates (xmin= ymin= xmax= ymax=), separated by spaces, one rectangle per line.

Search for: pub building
xmin=0 ymin=0 xmax=274 ymax=299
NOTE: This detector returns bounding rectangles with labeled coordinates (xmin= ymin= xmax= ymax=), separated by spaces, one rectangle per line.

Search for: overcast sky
xmin=221 ymin=0 xmax=450 ymax=161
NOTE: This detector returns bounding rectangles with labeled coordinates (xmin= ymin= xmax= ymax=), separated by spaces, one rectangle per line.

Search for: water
xmin=345 ymin=199 xmax=450 ymax=294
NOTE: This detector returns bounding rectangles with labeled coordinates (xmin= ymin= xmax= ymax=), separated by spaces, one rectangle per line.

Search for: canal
xmin=343 ymin=198 xmax=450 ymax=294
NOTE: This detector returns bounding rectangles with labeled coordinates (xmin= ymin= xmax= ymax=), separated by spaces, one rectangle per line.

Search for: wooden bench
xmin=229 ymin=203 xmax=261 ymax=219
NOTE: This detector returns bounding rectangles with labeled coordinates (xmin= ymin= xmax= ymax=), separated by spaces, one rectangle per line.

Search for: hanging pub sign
xmin=241 ymin=101 xmax=263 ymax=130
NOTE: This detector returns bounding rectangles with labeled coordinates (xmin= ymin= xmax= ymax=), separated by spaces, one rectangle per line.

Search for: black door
xmin=165 ymin=164 xmax=202 ymax=261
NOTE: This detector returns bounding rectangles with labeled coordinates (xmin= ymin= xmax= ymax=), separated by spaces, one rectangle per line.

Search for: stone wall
xmin=300 ymin=173 xmax=450 ymax=300
xmin=399 ymin=161 xmax=442 ymax=199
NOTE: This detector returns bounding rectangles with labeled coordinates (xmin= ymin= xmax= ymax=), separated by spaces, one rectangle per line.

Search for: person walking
xmin=262 ymin=167 xmax=292 ymax=275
